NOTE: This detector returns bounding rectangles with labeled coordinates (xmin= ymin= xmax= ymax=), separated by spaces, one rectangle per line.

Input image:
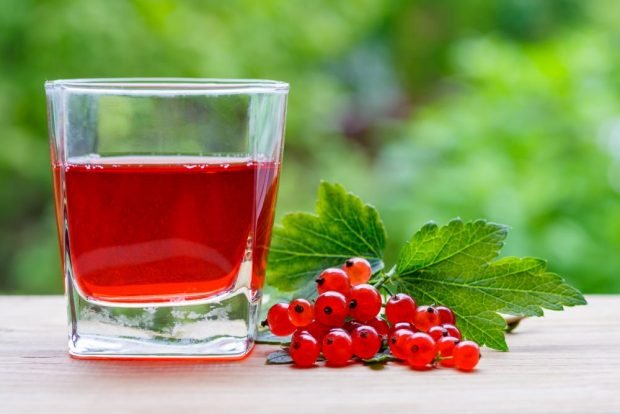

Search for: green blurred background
xmin=1 ymin=0 xmax=619 ymax=294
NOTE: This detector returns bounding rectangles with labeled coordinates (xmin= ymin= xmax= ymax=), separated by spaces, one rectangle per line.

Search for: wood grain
xmin=0 ymin=295 xmax=618 ymax=414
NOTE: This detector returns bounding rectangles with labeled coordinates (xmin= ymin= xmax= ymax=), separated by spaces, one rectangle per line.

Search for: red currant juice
xmin=54 ymin=156 xmax=280 ymax=303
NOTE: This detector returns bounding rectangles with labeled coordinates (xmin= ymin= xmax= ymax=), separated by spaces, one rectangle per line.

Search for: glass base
xmin=66 ymin=275 xmax=259 ymax=359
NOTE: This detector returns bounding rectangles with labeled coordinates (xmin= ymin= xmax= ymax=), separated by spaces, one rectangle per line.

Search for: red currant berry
xmin=305 ymin=321 xmax=331 ymax=342
xmin=385 ymin=294 xmax=417 ymax=325
xmin=388 ymin=328 xmax=415 ymax=360
xmin=436 ymin=336 xmax=459 ymax=368
xmin=322 ymin=328 xmax=353 ymax=366
xmin=442 ymin=323 xmax=462 ymax=340
xmin=316 ymin=268 xmax=351 ymax=297
xmin=388 ymin=322 xmax=416 ymax=337
xmin=315 ymin=291 xmax=348 ymax=327
xmin=262 ymin=303 xmax=296 ymax=336
xmin=348 ymin=284 xmax=381 ymax=322
xmin=428 ymin=325 xmax=448 ymax=342
xmin=436 ymin=306 xmax=455 ymax=325
xmin=351 ymin=325 xmax=381 ymax=359
xmin=406 ymin=332 xmax=437 ymax=370
xmin=291 ymin=327 xmax=308 ymax=342
xmin=289 ymin=333 xmax=320 ymax=367
xmin=343 ymin=320 xmax=363 ymax=333
xmin=288 ymin=298 xmax=314 ymax=327
xmin=342 ymin=257 xmax=372 ymax=285
xmin=367 ymin=317 xmax=390 ymax=338
xmin=453 ymin=341 xmax=481 ymax=371
xmin=414 ymin=305 xmax=440 ymax=332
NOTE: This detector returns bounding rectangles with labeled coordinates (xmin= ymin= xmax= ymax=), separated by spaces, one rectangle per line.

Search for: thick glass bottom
xmin=66 ymin=274 xmax=260 ymax=359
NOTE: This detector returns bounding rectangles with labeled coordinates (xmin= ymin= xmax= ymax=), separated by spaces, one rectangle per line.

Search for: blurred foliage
xmin=0 ymin=0 xmax=618 ymax=294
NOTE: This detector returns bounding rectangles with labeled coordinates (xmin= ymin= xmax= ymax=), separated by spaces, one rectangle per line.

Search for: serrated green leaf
xmin=396 ymin=218 xmax=508 ymax=278
xmin=267 ymin=181 xmax=386 ymax=291
xmin=454 ymin=309 xmax=509 ymax=351
xmin=393 ymin=220 xmax=586 ymax=351
xmin=473 ymin=257 xmax=587 ymax=315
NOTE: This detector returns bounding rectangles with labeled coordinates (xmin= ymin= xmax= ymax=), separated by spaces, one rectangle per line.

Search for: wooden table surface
xmin=0 ymin=295 xmax=618 ymax=414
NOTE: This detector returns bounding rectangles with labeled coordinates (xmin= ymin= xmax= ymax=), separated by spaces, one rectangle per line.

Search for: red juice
xmin=55 ymin=156 xmax=279 ymax=303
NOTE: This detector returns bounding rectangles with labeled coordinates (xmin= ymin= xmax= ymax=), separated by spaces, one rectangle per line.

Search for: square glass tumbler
xmin=45 ymin=79 xmax=288 ymax=359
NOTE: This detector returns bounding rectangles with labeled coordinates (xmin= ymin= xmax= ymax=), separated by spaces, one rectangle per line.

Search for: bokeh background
xmin=1 ymin=0 xmax=619 ymax=294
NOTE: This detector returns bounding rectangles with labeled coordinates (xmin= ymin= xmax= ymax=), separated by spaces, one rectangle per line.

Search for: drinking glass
xmin=45 ymin=78 xmax=288 ymax=358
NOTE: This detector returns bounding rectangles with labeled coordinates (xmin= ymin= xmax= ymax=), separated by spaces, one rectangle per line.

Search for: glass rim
xmin=45 ymin=78 xmax=289 ymax=94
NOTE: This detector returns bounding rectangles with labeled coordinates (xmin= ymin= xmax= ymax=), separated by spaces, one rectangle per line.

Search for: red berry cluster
xmin=262 ymin=258 xmax=481 ymax=371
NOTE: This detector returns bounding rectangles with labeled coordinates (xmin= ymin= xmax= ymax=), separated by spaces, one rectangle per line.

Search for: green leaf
xmin=396 ymin=218 xmax=508 ymax=278
xmin=267 ymin=181 xmax=386 ymax=291
xmin=265 ymin=350 xmax=293 ymax=365
xmin=256 ymin=330 xmax=291 ymax=345
xmin=393 ymin=219 xmax=587 ymax=351
xmin=361 ymin=352 xmax=397 ymax=365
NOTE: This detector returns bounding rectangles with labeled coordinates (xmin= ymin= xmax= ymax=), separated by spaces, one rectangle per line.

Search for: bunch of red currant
xmin=262 ymin=257 xmax=481 ymax=371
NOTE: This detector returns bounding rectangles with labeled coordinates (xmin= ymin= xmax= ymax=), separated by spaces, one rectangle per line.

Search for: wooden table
xmin=0 ymin=295 xmax=618 ymax=413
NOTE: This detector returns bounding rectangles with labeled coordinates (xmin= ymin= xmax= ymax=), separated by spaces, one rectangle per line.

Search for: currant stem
xmin=505 ymin=315 xmax=526 ymax=333
xmin=382 ymin=284 xmax=395 ymax=296
xmin=372 ymin=265 xmax=397 ymax=290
